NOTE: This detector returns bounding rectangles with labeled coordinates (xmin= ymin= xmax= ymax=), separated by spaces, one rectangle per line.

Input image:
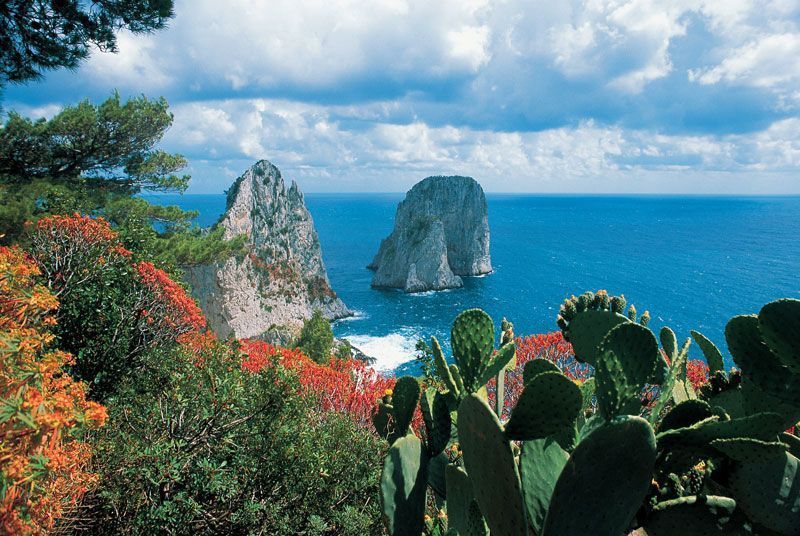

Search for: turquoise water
xmin=145 ymin=193 xmax=800 ymax=374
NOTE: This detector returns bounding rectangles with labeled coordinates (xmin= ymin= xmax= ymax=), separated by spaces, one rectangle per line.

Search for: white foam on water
xmin=336 ymin=310 xmax=368 ymax=322
xmin=346 ymin=331 xmax=419 ymax=372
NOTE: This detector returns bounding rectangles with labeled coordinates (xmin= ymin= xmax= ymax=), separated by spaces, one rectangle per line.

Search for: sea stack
xmin=184 ymin=160 xmax=350 ymax=342
xmin=368 ymin=175 xmax=492 ymax=293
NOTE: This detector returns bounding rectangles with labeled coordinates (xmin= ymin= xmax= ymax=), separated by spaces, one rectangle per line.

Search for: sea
xmin=144 ymin=193 xmax=800 ymax=375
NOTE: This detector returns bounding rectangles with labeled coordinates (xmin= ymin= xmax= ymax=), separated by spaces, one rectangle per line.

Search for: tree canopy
xmin=0 ymin=92 xmax=188 ymax=193
xmin=0 ymin=0 xmax=174 ymax=86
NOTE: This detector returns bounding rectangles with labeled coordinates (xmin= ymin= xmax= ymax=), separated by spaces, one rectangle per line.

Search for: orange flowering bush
xmin=27 ymin=213 xmax=131 ymax=298
xmin=0 ymin=246 xmax=106 ymax=535
xmin=241 ymin=340 xmax=399 ymax=429
xmin=26 ymin=214 xmax=208 ymax=398
xmin=134 ymin=260 xmax=205 ymax=339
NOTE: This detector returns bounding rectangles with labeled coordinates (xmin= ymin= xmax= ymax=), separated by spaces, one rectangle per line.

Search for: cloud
xmin=4 ymin=0 xmax=800 ymax=193
xmin=161 ymin=98 xmax=800 ymax=193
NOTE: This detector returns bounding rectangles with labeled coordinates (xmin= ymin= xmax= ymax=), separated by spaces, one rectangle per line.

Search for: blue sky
xmin=6 ymin=0 xmax=800 ymax=193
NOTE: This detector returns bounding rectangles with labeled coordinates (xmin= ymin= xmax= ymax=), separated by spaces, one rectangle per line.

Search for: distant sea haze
xmin=145 ymin=193 xmax=800 ymax=375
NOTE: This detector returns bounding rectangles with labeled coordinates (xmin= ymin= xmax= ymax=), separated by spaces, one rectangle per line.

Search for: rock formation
xmin=185 ymin=160 xmax=350 ymax=341
xmin=368 ymin=176 xmax=492 ymax=292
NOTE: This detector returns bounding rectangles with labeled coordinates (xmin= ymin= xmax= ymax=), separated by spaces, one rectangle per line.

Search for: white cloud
xmin=689 ymin=33 xmax=800 ymax=88
xmin=163 ymin=98 xmax=800 ymax=193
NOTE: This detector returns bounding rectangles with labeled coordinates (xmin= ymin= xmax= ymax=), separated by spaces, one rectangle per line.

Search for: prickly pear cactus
xmin=380 ymin=434 xmax=429 ymax=536
xmin=519 ymin=438 xmax=569 ymax=535
xmin=504 ymin=371 xmax=581 ymax=442
xmin=594 ymin=322 xmax=661 ymax=419
xmin=690 ymin=329 xmax=725 ymax=373
xmin=420 ymin=388 xmax=452 ymax=456
xmin=522 ymin=358 xmax=560 ymax=385
xmin=542 ymin=416 xmax=657 ymax=536
xmin=644 ymin=495 xmax=743 ymax=535
xmin=457 ymin=394 xmax=527 ymax=536
xmin=727 ymin=450 xmax=800 ymax=535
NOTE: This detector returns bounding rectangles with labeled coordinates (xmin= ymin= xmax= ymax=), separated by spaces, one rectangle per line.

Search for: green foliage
xmin=294 ymin=309 xmax=334 ymax=364
xmin=0 ymin=1 xmax=174 ymax=85
xmin=89 ymin=342 xmax=384 ymax=535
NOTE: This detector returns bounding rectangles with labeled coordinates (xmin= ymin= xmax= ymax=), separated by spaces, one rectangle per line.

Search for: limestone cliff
xmin=185 ymin=160 xmax=350 ymax=341
xmin=368 ymin=176 xmax=492 ymax=292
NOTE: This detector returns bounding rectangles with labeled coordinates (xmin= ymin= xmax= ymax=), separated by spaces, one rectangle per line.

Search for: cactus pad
xmin=519 ymin=438 xmax=569 ymax=535
xmin=392 ymin=376 xmax=420 ymax=437
xmin=710 ymin=437 xmax=787 ymax=463
xmin=420 ymin=388 xmax=452 ymax=456
xmin=523 ymin=358 xmax=561 ymax=385
xmin=566 ymin=309 xmax=629 ymax=365
xmin=595 ymin=322 xmax=660 ymax=419
xmin=659 ymin=399 xmax=714 ymax=433
xmin=758 ymin=298 xmax=800 ymax=375
xmin=457 ymin=394 xmax=527 ymax=536
xmin=727 ymin=450 xmax=800 ymax=535
xmin=380 ymin=434 xmax=429 ymax=536
xmin=660 ymin=326 xmax=678 ymax=361
xmin=691 ymin=330 xmax=725 ymax=374
xmin=451 ymin=309 xmax=495 ymax=391
xmin=505 ymin=371 xmax=582 ymax=441
xmin=542 ymin=416 xmax=657 ymax=536
xmin=644 ymin=495 xmax=742 ymax=535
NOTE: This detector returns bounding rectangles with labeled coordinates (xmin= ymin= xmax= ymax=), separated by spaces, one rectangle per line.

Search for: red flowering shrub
xmin=0 ymin=246 xmax=106 ymax=535
xmin=26 ymin=214 xmax=208 ymax=398
xmin=27 ymin=213 xmax=131 ymax=298
xmin=487 ymin=332 xmax=591 ymax=420
xmin=241 ymin=340 xmax=400 ymax=430
xmin=134 ymin=260 xmax=205 ymax=339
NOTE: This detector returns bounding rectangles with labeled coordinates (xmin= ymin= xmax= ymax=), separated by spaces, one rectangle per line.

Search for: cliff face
xmin=185 ymin=160 xmax=350 ymax=341
xmin=368 ymin=176 xmax=492 ymax=292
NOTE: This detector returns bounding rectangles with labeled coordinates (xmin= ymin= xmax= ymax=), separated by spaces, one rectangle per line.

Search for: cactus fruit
xmin=519 ymin=438 xmax=569 ymax=534
xmin=690 ymin=330 xmax=725 ymax=374
xmin=504 ymin=371 xmax=582 ymax=442
xmin=727 ymin=450 xmax=800 ymax=535
xmin=457 ymin=394 xmax=527 ymax=536
xmin=380 ymin=434 xmax=429 ymax=536
xmin=644 ymin=495 xmax=741 ymax=535
xmin=542 ymin=416 xmax=657 ymax=536
xmin=594 ymin=322 xmax=661 ymax=419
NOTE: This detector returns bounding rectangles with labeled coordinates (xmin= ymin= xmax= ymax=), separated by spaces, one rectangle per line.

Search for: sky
xmin=5 ymin=0 xmax=800 ymax=194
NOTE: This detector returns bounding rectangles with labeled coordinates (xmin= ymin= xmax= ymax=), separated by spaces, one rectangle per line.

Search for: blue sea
xmin=145 ymin=194 xmax=800 ymax=374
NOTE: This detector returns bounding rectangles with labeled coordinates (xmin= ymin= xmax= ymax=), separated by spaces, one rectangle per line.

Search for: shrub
xmin=241 ymin=340 xmax=396 ymax=430
xmin=87 ymin=339 xmax=384 ymax=534
xmin=26 ymin=214 xmax=205 ymax=399
xmin=294 ymin=309 xmax=334 ymax=364
xmin=0 ymin=246 xmax=106 ymax=534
